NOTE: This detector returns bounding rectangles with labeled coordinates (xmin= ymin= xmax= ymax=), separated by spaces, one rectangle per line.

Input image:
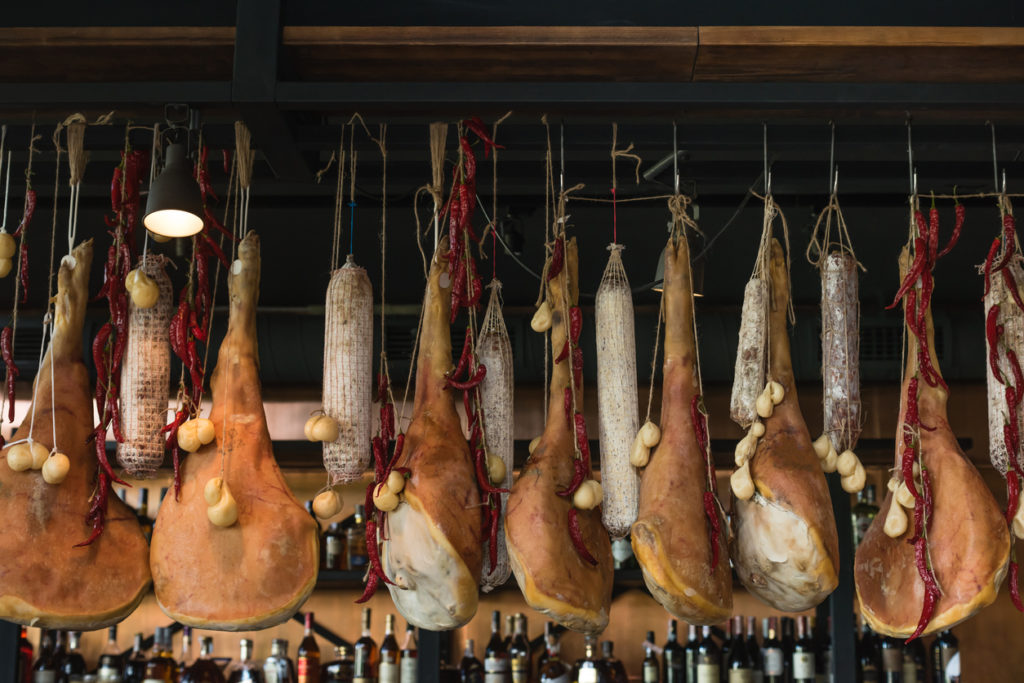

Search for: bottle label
xmin=97 ymin=666 xmax=120 ymax=683
xmin=728 ymin=670 xmax=753 ymax=683
xmin=511 ymin=654 xmax=529 ymax=683
xmin=902 ymin=658 xmax=917 ymax=683
xmin=642 ymin=661 xmax=658 ymax=683
xmin=298 ymin=658 xmax=311 ymax=683
xmin=696 ymin=663 xmax=719 ymax=683
xmin=484 ymin=657 xmax=509 ymax=683
xmin=354 ymin=678 xmax=372 ymax=683
xmin=326 ymin=537 xmax=343 ymax=566
xmin=882 ymin=648 xmax=902 ymax=672
xmin=577 ymin=668 xmax=599 ymax=683
xmin=762 ymin=648 xmax=783 ymax=675
xmin=265 ymin=663 xmax=281 ymax=683
xmin=143 ymin=678 xmax=166 ymax=683
xmin=400 ymin=656 xmax=418 ymax=683
xmin=793 ymin=652 xmax=815 ymax=678
xmin=34 ymin=673 xmax=55 ymax=683
xmin=379 ymin=660 xmax=399 ymax=683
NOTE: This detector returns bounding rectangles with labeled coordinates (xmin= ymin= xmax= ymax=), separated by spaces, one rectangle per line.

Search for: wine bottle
xmin=641 ymin=632 xmax=659 ymax=683
xmin=504 ymin=616 xmax=514 ymax=652
xmin=264 ymin=639 xmax=296 ymax=683
xmin=60 ymin=632 xmax=86 ymax=683
xmin=97 ymin=626 xmax=124 ymax=683
xmin=573 ymin=637 xmax=606 ymax=683
xmin=298 ymin=613 xmax=322 ymax=683
xmin=322 ymin=646 xmax=354 ymax=683
xmin=400 ymin=625 xmax=418 ymax=683
xmin=143 ymin=628 xmax=178 ymax=683
xmin=347 ymin=505 xmax=368 ymax=570
xmin=32 ymin=629 xmax=55 ymax=683
xmin=18 ymin=627 xmax=34 ymax=683
xmin=856 ymin=619 xmax=882 ymax=683
xmin=485 ymin=611 xmax=511 ymax=683
xmin=323 ymin=521 xmax=346 ymax=570
xmin=720 ymin=620 xmax=733 ymax=682
xmin=510 ymin=614 xmax=531 ymax=683
xmin=182 ymin=637 xmax=226 ymax=683
xmin=379 ymin=614 xmax=399 ymax=683
xmin=180 ymin=627 xmax=194 ymax=673
xmin=662 ymin=620 xmax=684 ymax=683
xmin=726 ymin=616 xmax=753 ymax=683
xmin=901 ymin=637 xmax=925 ymax=683
xmin=929 ymin=630 xmax=958 ymax=683
xmin=744 ymin=617 xmax=762 ymax=683
xmin=852 ymin=485 xmax=880 ymax=548
xmin=695 ymin=626 xmax=719 ymax=683
xmin=600 ymin=642 xmax=626 ymax=683
xmin=460 ymin=640 xmax=484 ymax=683
xmin=792 ymin=617 xmax=815 ymax=683
xmin=227 ymin=640 xmax=264 ymax=683
xmin=354 ymin=608 xmax=379 ymax=683
xmin=779 ymin=619 xmax=795 ymax=683
xmin=879 ymin=638 xmax=902 ymax=683
xmin=683 ymin=624 xmax=698 ymax=683
xmin=537 ymin=627 xmax=569 ymax=683
xmin=123 ymin=634 xmax=149 ymax=683
xmin=760 ymin=618 xmax=783 ymax=683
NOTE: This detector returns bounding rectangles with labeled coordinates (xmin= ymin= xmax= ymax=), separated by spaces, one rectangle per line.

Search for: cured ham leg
xmin=506 ymin=237 xmax=613 ymax=635
xmin=150 ymin=232 xmax=319 ymax=630
xmin=0 ymin=240 xmax=151 ymax=629
xmin=855 ymin=249 xmax=1009 ymax=637
xmin=382 ymin=243 xmax=482 ymax=630
xmin=632 ymin=235 xmax=732 ymax=624
xmin=730 ymin=239 xmax=840 ymax=611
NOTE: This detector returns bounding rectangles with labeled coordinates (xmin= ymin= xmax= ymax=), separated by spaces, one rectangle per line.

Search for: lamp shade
xmin=143 ymin=143 xmax=204 ymax=237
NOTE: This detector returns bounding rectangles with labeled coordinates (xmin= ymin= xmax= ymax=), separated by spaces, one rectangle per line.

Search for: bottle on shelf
xmin=353 ymin=607 xmax=379 ymax=683
xmin=323 ymin=520 xmax=347 ymax=570
xmin=682 ymin=624 xmax=698 ymax=683
xmin=265 ymin=639 xmax=296 ymax=683
xmin=851 ymin=485 xmax=879 ymax=548
xmin=641 ymin=632 xmax=658 ymax=683
xmin=180 ymin=627 xmax=194 ymax=673
xmin=182 ymin=637 xmax=226 ymax=683
xmin=379 ymin=613 xmax=400 ymax=683
xmin=227 ymin=640 xmax=264 ymax=683
xmin=143 ymin=628 xmax=178 ymax=683
xmin=137 ymin=489 xmax=153 ymax=541
xmin=902 ymin=637 xmax=925 ymax=683
xmin=510 ymin=614 xmax=531 ymax=683
xmin=484 ymin=610 xmax=511 ymax=683
xmin=743 ymin=617 xmax=762 ymax=683
xmin=792 ymin=617 xmax=815 ymax=683
xmin=726 ymin=615 xmax=754 ymax=682
xmin=503 ymin=615 xmax=514 ymax=651
xmin=50 ymin=632 xmax=67 ymax=682
xmin=537 ymin=624 xmax=569 ymax=683
xmin=459 ymin=640 xmax=483 ymax=683
xmin=322 ymin=646 xmax=354 ymax=683
xmin=347 ymin=505 xmax=368 ymax=570
xmin=930 ymin=630 xmax=958 ymax=683
xmin=600 ymin=642 xmax=626 ymax=683
xmin=33 ymin=630 xmax=56 ymax=683
xmin=814 ymin=617 xmax=832 ymax=683
xmin=298 ymin=613 xmax=322 ymax=683
xmin=97 ymin=626 xmax=124 ymax=683
xmin=573 ymin=636 xmax=606 ymax=683
xmin=661 ymin=620 xmax=684 ymax=683
xmin=399 ymin=625 xmax=417 ymax=683
xmin=721 ymin=619 xmax=734 ymax=680
xmin=880 ymin=636 xmax=904 ymax=683
xmin=856 ymin=619 xmax=882 ymax=683
xmin=779 ymin=619 xmax=795 ymax=683
xmin=694 ymin=626 xmax=719 ymax=683
xmin=123 ymin=634 xmax=149 ymax=683
xmin=18 ymin=626 xmax=33 ymax=683
xmin=760 ymin=618 xmax=783 ymax=683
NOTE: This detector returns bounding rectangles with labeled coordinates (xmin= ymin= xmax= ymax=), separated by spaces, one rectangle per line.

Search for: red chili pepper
xmin=691 ymin=395 xmax=710 ymax=458
xmin=1003 ymin=268 xmax=1024 ymax=314
xmin=1 ymin=326 xmax=17 ymax=422
xmin=569 ymin=306 xmax=583 ymax=344
xmin=886 ymin=237 xmax=927 ymax=309
xmin=574 ymin=412 xmax=591 ymax=471
xmin=571 ymin=347 xmax=583 ymax=388
xmin=703 ymin=491 xmax=721 ymax=573
xmin=452 ymin=328 xmax=474 ymax=379
xmin=385 ymin=433 xmax=406 ymax=473
xmin=996 ymin=213 xmax=1017 ymax=272
xmin=463 ymin=117 xmax=504 ymax=158
xmin=928 ymin=203 xmax=939 ymax=264
xmin=567 ymin=508 xmax=597 ymax=566
xmin=1006 ymin=472 xmax=1021 ymax=525
xmin=1011 ymin=560 xmax=1024 ymax=613
xmin=988 ymin=305 xmax=1006 ymax=383
xmin=554 ymin=340 xmax=569 ymax=364
xmin=446 ymin=363 xmax=486 ymax=390
xmin=460 ymin=137 xmax=476 ymax=186
xmin=938 ymin=202 xmax=965 ymax=258
xmin=906 ymin=556 xmax=939 ymax=641
xmin=984 ymin=237 xmax=1002 ymax=297
xmin=110 ymin=167 xmax=124 ymax=215
xmin=380 ymin=402 xmax=395 ymax=445
xmin=1010 ymin=350 xmax=1024 ymax=399
xmin=17 ymin=242 xmax=29 ymax=304
xmin=13 ymin=188 xmax=36 ymax=239
xmin=474 ymin=448 xmax=508 ymax=495
xmin=487 ymin=498 xmax=501 ymax=570
xmin=92 ymin=424 xmax=127 ymax=486
xmin=921 ymin=466 xmax=935 ymax=531
xmin=564 ymin=387 xmax=572 ymax=424
xmin=547 ymin=238 xmax=564 ymax=282
xmin=360 ymin=516 xmax=395 ymax=587
xmin=200 ymin=232 xmax=230 ymax=267
xmin=371 ymin=437 xmax=386 ymax=482
xmin=915 ymin=209 xmax=928 ymax=241
xmin=74 ymin=471 xmax=108 ymax=548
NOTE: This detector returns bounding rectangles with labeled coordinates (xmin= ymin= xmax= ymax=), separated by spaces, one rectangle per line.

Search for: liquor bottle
xmin=901 ymin=638 xmax=925 ymax=683
xmin=137 ymin=489 xmax=153 ymax=541
xmin=33 ymin=630 xmax=56 ymax=683
xmin=484 ymin=611 xmax=511 ymax=683
xmin=744 ymin=617 xmax=762 ymax=683
xmin=779 ymin=619 xmax=795 ymax=683
xmin=227 ymin=640 xmax=265 ymax=683
xmin=852 ymin=485 xmax=880 ymax=548
xmin=322 ymin=646 xmax=354 ymax=683
xmin=323 ymin=521 xmax=347 ymax=570
xmin=510 ymin=614 xmax=531 ymax=683
xmin=537 ymin=625 xmax=569 ymax=683
xmin=682 ymin=624 xmax=698 ymax=683
xmin=661 ymin=620 xmax=684 ymax=683
xmin=180 ymin=627 xmax=194 ymax=673
xmin=50 ymin=632 xmax=67 ymax=683
xmin=399 ymin=626 xmax=417 ymax=683
xmin=726 ymin=616 xmax=753 ymax=682
xmin=182 ymin=637 xmax=226 ymax=683
xmin=354 ymin=608 xmax=379 ymax=683
xmin=879 ymin=638 xmax=902 ymax=683
xmin=641 ymin=633 xmax=659 ymax=683
xmin=760 ymin=618 xmax=784 ymax=683
xmin=856 ymin=620 xmax=882 ymax=683
xmin=720 ymin=620 xmax=733 ymax=682
xmin=97 ymin=626 xmax=125 ymax=683
xmin=347 ymin=505 xmax=368 ymax=570
xmin=123 ymin=634 xmax=149 ymax=683
xmin=792 ymin=617 xmax=815 ymax=683
xmin=142 ymin=628 xmax=178 ymax=683
xmin=600 ymin=642 xmax=626 ymax=683
xmin=265 ymin=639 xmax=296 ymax=683
xmin=930 ymin=630 xmax=958 ymax=683
xmin=18 ymin=627 xmax=33 ymax=683
xmin=504 ymin=616 xmax=514 ymax=651
xmin=459 ymin=640 xmax=484 ymax=683
xmin=298 ymin=613 xmax=322 ymax=683
xmin=695 ymin=626 xmax=719 ymax=683
xmin=379 ymin=614 xmax=400 ymax=683
xmin=572 ymin=637 xmax=606 ymax=683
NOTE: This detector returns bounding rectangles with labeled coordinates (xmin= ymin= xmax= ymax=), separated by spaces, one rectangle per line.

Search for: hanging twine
xmin=234 ymin=121 xmax=254 ymax=191
xmin=328 ymin=124 xmax=347 ymax=272
xmin=66 ymin=120 xmax=87 ymax=187
xmin=610 ymin=122 xmax=642 ymax=189
xmin=413 ymin=122 xmax=448 ymax=278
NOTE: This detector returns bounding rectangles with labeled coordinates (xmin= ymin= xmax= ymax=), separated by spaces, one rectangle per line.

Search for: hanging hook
xmin=828 ymin=120 xmax=837 ymax=196
xmin=988 ymin=121 xmax=1000 ymax=194
xmin=672 ymin=121 xmax=680 ymax=196
xmin=0 ymin=151 xmax=10 ymax=233
xmin=559 ymin=120 xmax=565 ymax=195
xmin=762 ymin=122 xmax=769 ymax=196
xmin=906 ymin=115 xmax=915 ymax=196
xmin=833 ymin=167 xmax=840 ymax=195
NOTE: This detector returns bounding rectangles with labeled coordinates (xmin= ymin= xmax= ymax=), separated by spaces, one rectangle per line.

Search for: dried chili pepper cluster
xmin=886 ymin=198 xmax=963 ymax=641
xmin=79 ymin=148 xmax=147 ymax=547
xmin=691 ymin=395 xmax=722 ymax=573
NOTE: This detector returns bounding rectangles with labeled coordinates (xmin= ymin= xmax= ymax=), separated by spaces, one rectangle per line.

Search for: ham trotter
xmin=0 ymin=240 xmax=151 ymax=629
xmin=381 ymin=241 xmax=483 ymax=630
xmin=506 ymin=236 xmax=614 ymax=635
xmin=730 ymin=239 xmax=840 ymax=612
xmin=631 ymin=234 xmax=732 ymax=624
xmin=855 ymin=247 xmax=1009 ymax=638
xmin=150 ymin=232 xmax=319 ymax=630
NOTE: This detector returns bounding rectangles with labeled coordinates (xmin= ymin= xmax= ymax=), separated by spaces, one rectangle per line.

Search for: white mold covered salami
xmin=985 ymin=259 xmax=1024 ymax=477
xmin=730 ymin=278 xmax=768 ymax=427
xmin=821 ymin=252 xmax=862 ymax=454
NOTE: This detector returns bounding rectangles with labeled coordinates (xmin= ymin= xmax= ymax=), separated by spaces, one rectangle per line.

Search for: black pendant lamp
xmin=143 ymin=142 xmax=204 ymax=238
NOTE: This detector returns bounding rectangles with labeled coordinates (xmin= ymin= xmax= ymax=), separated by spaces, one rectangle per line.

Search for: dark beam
xmin=232 ymin=0 xmax=312 ymax=182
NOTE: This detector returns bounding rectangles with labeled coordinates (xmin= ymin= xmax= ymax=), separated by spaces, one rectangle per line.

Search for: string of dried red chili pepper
xmin=1 ymin=326 xmax=17 ymax=423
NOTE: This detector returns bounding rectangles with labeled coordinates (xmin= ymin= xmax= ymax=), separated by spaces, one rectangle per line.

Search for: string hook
xmin=762 ymin=122 xmax=769 ymax=196
xmin=906 ymin=115 xmax=915 ymax=196
xmin=828 ymin=120 xmax=837 ymax=196
xmin=672 ymin=121 xmax=680 ymax=196
xmin=988 ymin=121 xmax=1000 ymax=194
